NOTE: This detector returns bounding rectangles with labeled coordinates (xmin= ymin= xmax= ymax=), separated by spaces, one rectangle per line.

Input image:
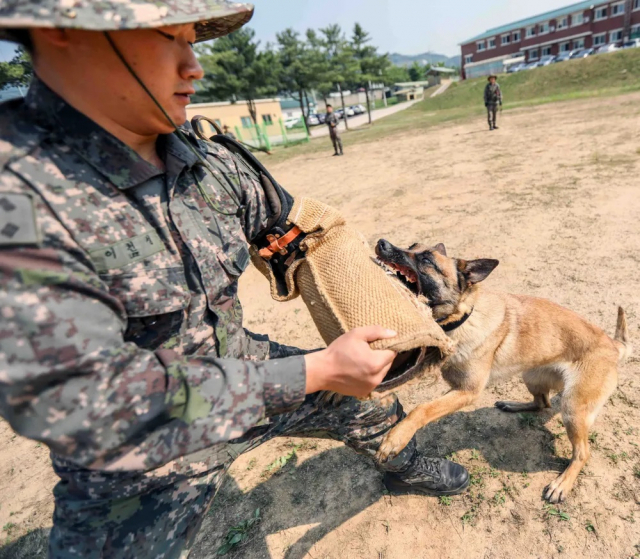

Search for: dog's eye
xmin=419 ymin=255 xmax=433 ymax=265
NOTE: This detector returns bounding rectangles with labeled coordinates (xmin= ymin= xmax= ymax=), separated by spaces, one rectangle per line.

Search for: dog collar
xmin=436 ymin=307 xmax=474 ymax=332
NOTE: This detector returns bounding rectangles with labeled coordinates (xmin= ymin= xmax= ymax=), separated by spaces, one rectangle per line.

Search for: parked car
xmin=537 ymin=55 xmax=556 ymax=67
xmin=284 ymin=116 xmax=301 ymax=129
xmin=621 ymin=38 xmax=640 ymax=49
xmin=506 ymin=63 xmax=523 ymax=73
xmin=307 ymin=114 xmax=320 ymax=126
xmin=595 ymin=43 xmax=620 ymax=55
xmin=316 ymin=113 xmax=326 ymax=124
xmin=523 ymin=61 xmax=540 ymax=70
xmin=350 ymin=104 xmax=365 ymax=115
xmin=571 ymin=48 xmax=594 ymax=59
xmin=554 ymin=50 xmax=578 ymax=63
xmin=335 ymin=109 xmax=345 ymax=119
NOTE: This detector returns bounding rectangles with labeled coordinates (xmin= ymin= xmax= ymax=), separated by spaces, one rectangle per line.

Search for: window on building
xmin=573 ymin=37 xmax=585 ymax=49
xmin=633 ymin=24 xmax=640 ymax=38
xmin=571 ymin=12 xmax=584 ymax=26
xmin=464 ymin=54 xmax=473 ymax=64
xmin=593 ymin=33 xmax=607 ymax=46
xmin=557 ymin=16 xmax=568 ymax=29
xmin=611 ymin=2 xmax=625 ymax=16
xmin=513 ymin=31 xmax=521 ymax=42
xmin=502 ymin=34 xmax=511 ymax=45
xmin=529 ymin=48 xmax=539 ymax=60
xmin=526 ymin=26 xmax=536 ymax=38
xmin=594 ymin=7 xmax=607 ymax=21
xmin=559 ymin=42 xmax=570 ymax=52
xmin=542 ymin=46 xmax=552 ymax=56
xmin=477 ymin=41 xmax=486 ymax=51
xmin=262 ymin=114 xmax=273 ymax=125
xmin=241 ymin=116 xmax=253 ymax=128
xmin=635 ymin=0 xmax=640 ymax=11
xmin=488 ymin=37 xmax=496 ymax=48
xmin=610 ymin=29 xmax=623 ymax=42
xmin=539 ymin=22 xmax=550 ymax=34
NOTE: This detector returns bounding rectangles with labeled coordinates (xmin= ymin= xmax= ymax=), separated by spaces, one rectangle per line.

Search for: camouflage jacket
xmin=484 ymin=83 xmax=502 ymax=106
xmin=0 ymin=79 xmax=307 ymax=472
xmin=325 ymin=112 xmax=340 ymax=130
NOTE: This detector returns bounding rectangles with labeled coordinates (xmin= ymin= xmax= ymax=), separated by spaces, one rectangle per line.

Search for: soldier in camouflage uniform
xmin=484 ymin=75 xmax=503 ymax=131
xmin=0 ymin=2 xmax=469 ymax=557
xmin=325 ymin=104 xmax=344 ymax=156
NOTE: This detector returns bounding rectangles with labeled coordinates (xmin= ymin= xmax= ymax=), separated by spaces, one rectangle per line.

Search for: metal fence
xmin=234 ymin=119 xmax=310 ymax=151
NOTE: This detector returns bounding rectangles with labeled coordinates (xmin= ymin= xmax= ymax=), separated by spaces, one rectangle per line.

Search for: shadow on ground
xmin=0 ymin=527 xmax=49 ymax=559
xmin=191 ymin=401 xmax=567 ymax=559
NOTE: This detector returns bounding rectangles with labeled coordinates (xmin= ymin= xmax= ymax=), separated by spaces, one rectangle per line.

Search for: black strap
xmin=437 ymin=307 xmax=474 ymax=332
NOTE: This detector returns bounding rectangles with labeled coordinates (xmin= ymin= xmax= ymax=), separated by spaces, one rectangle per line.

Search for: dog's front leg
xmin=375 ymin=389 xmax=479 ymax=462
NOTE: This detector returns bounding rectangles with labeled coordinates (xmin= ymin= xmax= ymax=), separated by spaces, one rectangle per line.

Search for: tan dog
xmin=373 ymin=239 xmax=631 ymax=503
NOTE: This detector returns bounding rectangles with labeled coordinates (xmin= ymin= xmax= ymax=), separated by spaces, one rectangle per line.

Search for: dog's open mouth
xmin=374 ymin=256 xmax=420 ymax=295
xmin=370 ymin=256 xmax=439 ymax=391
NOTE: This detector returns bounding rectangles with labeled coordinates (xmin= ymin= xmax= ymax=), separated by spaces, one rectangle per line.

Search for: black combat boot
xmin=383 ymin=451 xmax=469 ymax=496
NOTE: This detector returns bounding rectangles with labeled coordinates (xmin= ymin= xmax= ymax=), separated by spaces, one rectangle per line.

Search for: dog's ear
xmin=458 ymin=259 xmax=499 ymax=285
xmin=432 ymin=243 xmax=447 ymax=256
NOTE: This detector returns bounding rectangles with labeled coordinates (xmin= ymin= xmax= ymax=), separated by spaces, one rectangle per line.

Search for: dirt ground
xmin=1 ymin=93 xmax=639 ymax=559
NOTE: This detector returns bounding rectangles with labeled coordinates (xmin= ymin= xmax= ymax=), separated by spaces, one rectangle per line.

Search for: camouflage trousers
xmin=330 ymin=129 xmax=343 ymax=154
xmin=487 ymin=104 xmax=499 ymax=128
xmin=48 ymin=392 xmax=415 ymax=559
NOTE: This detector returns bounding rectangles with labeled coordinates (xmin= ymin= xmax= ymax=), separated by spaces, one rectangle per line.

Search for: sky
xmin=1 ymin=0 xmax=585 ymax=61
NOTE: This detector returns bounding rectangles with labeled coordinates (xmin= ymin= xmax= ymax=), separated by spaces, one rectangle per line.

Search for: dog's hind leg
xmin=544 ymin=359 xmax=617 ymax=503
xmin=495 ymin=367 xmax=561 ymax=413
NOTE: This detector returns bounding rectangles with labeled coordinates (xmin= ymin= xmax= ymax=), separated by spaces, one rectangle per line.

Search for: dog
xmin=373 ymin=239 xmax=631 ymax=503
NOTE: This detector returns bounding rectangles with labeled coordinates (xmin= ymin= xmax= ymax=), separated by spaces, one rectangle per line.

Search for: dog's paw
xmin=543 ymin=475 xmax=570 ymax=504
xmin=375 ymin=423 xmax=414 ymax=463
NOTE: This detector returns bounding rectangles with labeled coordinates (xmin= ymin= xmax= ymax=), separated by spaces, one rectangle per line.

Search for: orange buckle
xmin=258 ymin=226 xmax=302 ymax=260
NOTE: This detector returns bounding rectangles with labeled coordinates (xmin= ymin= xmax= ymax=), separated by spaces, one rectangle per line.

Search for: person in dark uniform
xmin=484 ymin=75 xmax=503 ymax=131
xmin=325 ymin=104 xmax=344 ymax=156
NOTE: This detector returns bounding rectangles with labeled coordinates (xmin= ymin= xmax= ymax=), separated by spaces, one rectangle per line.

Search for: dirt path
xmin=1 ymin=93 xmax=639 ymax=558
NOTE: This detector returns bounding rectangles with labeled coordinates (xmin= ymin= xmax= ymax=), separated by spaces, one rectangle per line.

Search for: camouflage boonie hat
xmin=0 ymin=1 xmax=254 ymax=43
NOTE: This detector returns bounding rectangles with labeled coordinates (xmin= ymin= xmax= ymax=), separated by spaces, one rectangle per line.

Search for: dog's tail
xmin=614 ymin=306 xmax=631 ymax=362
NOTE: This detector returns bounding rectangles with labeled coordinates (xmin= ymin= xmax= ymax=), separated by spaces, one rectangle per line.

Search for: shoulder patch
xmin=0 ymin=193 xmax=39 ymax=246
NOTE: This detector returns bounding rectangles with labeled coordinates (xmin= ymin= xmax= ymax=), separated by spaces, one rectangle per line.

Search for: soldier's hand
xmin=304 ymin=326 xmax=397 ymax=397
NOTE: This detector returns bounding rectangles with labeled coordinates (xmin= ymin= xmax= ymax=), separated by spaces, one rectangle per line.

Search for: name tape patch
xmin=89 ymin=229 xmax=165 ymax=273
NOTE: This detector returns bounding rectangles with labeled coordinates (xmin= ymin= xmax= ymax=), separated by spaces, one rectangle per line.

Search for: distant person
xmin=223 ymin=124 xmax=236 ymax=140
xmin=325 ymin=104 xmax=344 ymax=156
xmin=484 ymin=75 xmax=503 ymax=131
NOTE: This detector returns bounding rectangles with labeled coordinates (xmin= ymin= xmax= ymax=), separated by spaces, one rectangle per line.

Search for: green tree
xmin=195 ymin=28 xmax=279 ymax=129
xmin=351 ymin=23 xmax=390 ymax=124
xmin=276 ymin=28 xmax=328 ymax=133
xmin=0 ymin=47 xmax=33 ymax=92
xmin=319 ymin=24 xmax=359 ymax=129
xmin=408 ymin=61 xmax=424 ymax=82
xmin=383 ymin=64 xmax=410 ymax=85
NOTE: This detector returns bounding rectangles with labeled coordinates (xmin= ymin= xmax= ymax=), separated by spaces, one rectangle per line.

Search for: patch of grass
xmin=633 ymin=463 xmax=640 ymax=479
xmin=246 ymin=458 xmax=257 ymax=471
xmin=518 ymin=412 xmax=538 ymax=429
xmin=217 ymin=508 xmax=261 ymax=556
xmin=545 ymin=505 xmax=570 ymax=522
xmin=588 ymin=432 xmax=599 ymax=448
xmin=438 ymin=496 xmax=453 ymax=506
xmin=461 ymin=505 xmax=480 ymax=526
xmin=470 ymin=448 xmax=480 ymax=460
xmin=493 ymin=490 xmax=507 ymax=507
xmin=585 ymin=520 xmax=596 ymax=534
xmin=263 ymin=444 xmax=301 ymax=477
